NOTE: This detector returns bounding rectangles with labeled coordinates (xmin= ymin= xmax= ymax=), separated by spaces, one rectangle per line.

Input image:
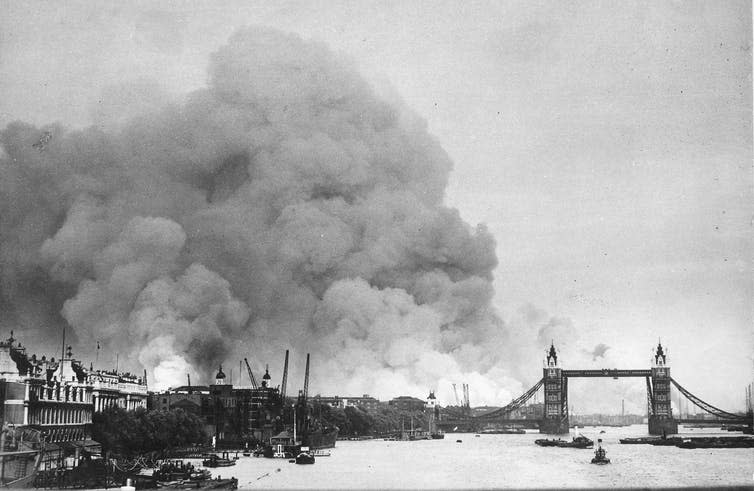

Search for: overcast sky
xmin=1 ymin=0 xmax=751 ymax=410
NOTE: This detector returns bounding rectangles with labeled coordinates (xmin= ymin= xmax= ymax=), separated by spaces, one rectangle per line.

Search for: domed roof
xmin=215 ymin=365 xmax=226 ymax=380
xmin=262 ymin=365 xmax=271 ymax=380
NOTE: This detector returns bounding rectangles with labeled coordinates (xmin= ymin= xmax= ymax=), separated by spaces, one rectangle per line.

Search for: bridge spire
xmin=654 ymin=340 xmax=666 ymax=366
xmin=546 ymin=342 xmax=558 ymax=367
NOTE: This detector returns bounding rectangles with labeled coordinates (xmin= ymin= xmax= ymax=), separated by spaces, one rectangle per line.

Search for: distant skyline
xmin=0 ymin=1 xmax=751 ymax=413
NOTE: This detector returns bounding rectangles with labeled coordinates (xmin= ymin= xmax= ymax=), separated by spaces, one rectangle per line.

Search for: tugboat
xmin=591 ymin=439 xmax=610 ymax=464
xmin=294 ymin=447 xmax=315 ymax=465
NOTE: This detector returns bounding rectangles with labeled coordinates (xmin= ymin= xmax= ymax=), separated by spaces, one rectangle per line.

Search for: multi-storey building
xmin=0 ymin=332 xmax=148 ymax=469
xmin=148 ymin=364 xmax=286 ymax=446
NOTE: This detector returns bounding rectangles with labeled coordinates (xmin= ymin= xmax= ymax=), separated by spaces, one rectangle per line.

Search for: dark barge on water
xmin=536 ymin=434 xmax=593 ymax=448
xmin=620 ymin=435 xmax=754 ymax=448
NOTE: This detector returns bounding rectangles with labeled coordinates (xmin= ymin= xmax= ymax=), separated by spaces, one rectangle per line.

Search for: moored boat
xmin=303 ymin=426 xmax=339 ymax=449
xmin=202 ymin=452 xmax=236 ymax=467
xmin=0 ymin=425 xmax=44 ymax=488
xmin=534 ymin=438 xmax=563 ymax=447
xmin=558 ymin=435 xmax=593 ymax=449
xmin=537 ymin=434 xmax=593 ymax=448
xmin=619 ymin=437 xmax=660 ymax=444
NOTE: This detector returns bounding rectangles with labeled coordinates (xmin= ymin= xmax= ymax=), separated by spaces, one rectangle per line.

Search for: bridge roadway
xmin=440 ymin=418 xmax=536 ymax=426
xmin=561 ymin=369 xmax=652 ymax=377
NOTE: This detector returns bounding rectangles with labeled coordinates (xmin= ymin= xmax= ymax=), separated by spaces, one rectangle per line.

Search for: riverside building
xmin=0 ymin=332 xmax=147 ymax=469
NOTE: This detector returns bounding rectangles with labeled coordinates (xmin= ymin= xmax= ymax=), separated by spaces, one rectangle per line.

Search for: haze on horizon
xmin=0 ymin=0 xmax=751 ymax=414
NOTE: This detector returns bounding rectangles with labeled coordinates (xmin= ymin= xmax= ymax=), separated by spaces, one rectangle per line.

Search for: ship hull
xmin=0 ymin=426 xmax=44 ymax=489
xmin=303 ymin=427 xmax=339 ymax=449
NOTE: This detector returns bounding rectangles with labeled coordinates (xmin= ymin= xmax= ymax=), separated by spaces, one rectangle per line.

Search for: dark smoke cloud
xmin=1 ymin=27 xmax=512 ymax=399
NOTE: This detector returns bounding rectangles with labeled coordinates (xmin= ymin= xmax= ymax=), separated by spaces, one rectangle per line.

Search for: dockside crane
xmin=280 ymin=350 xmax=289 ymax=399
xmin=296 ymin=353 xmax=311 ymax=440
xmin=303 ymin=353 xmax=310 ymax=401
xmin=244 ymin=358 xmax=259 ymax=389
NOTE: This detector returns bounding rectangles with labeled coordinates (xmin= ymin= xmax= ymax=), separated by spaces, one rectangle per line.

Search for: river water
xmin=192 ymin=425 xmax=753 ymax=489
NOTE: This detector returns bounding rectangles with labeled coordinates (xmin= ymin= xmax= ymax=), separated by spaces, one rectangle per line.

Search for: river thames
xmin=190 ymin=425 xmax=753 ymax=489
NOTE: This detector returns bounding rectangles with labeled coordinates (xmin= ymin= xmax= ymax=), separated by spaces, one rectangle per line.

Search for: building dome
xmin=215 ymin=365 xmax=226 ymax=380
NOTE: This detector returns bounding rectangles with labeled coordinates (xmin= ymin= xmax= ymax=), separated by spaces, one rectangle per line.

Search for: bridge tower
xmin=648 ymin=341 xmax=678 ymax=435
xmin=540 ymin=343 xmax=569 ymax=434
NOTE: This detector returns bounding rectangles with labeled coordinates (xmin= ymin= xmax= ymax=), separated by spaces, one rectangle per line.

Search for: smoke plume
xmin=0 ymin=27 xmax=519 ymax=399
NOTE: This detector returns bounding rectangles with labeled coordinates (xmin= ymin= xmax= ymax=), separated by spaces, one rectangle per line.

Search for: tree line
xmin=92 ymin=406 xmax=207 ymax=457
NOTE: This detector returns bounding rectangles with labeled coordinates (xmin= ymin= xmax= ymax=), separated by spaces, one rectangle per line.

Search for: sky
xmin=0 ymin=0 xmax=751 ymax=412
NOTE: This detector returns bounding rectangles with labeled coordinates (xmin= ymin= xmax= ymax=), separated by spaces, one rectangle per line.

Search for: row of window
xmin=35 ymin=385 xmax=91 ymax=403
xmin=30 ymin=406 xmax=92 ymax=426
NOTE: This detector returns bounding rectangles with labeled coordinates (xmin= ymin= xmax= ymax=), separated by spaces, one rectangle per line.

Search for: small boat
xmin=534 ymin=438 xmax=563 ymax=447
xmin=619 ymin=436 xmax=664 ymax=444
xmin=295 ymin=452 xmax=315 ymax=465
xmin=0 ymin=425 xmax=44 ymax=488
xmin=311 ymin=449 xmax=331 ymax=457
xmin=456 ymin=439 xmax=462 ymax=443
xmin=202 ymin=451 xmax=236 ymax=467
xmin=591 ymin=439 xmax=610 ymax=464
xmin=557 ymin=435 xmax=593 ymax=449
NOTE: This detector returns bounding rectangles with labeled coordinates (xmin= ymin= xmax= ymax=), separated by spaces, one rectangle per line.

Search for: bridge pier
xmin=540 ymin=416 xmax=569 ymax=434
xmin=648 ymin=416 xmax=678 ymax=435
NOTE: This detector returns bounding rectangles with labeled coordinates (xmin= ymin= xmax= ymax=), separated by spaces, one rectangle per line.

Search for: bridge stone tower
xmin=648 ymin=341 xmax=678 ymax=435
xmin=541 ymin=343 xmax=569 ymax=434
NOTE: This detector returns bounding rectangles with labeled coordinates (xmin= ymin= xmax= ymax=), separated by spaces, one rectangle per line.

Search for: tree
xmin=92 ymin=406 xmax=208 ymax=457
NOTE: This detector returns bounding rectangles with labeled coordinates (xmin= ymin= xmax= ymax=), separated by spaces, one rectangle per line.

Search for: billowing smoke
xmin=0 ymin=27 xmax=518 ymax=399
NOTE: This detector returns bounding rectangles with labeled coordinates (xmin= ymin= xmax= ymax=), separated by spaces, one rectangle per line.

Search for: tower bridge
xmin=439 ymin=342 xmax=752 ymax=435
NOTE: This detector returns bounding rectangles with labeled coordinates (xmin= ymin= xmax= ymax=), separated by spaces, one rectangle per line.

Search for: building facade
xmin=148 ymin=365 xmax=286 ymax=446
xmin=0 ymin=332 xmax=148 ymax=468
